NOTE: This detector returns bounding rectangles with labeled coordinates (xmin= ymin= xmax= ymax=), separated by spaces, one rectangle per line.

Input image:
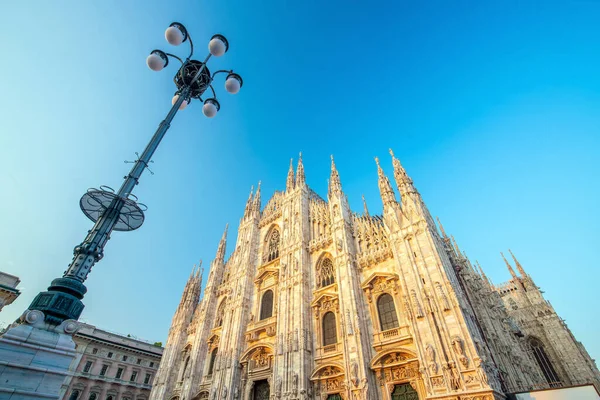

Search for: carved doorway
xmin=252 ymin=379 xmax=270 ymax=400
xmin=326 ymin=395 xmax=342 ymax=400
xmin=391 ymin=383 xmax=418 ymax=400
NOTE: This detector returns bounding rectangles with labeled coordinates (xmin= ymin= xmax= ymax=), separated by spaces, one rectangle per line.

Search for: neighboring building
xmin=61 ymin=323 xmax=163 ymax=400
xmin=150 ymin=152 xmax=600 ymax=400
xmin=0 ymin=271 xmax=20 ymax=312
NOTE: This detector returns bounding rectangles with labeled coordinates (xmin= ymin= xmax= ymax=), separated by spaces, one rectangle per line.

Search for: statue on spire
xmin=389 ymin=148 xmax=416 ymax=197
xmin=509 ymin=249 xmax=527 ymax=277
xmin=375 ymin=156 xmax=397 ymax=206
xmin=501 ymin=252 xmax=518 ymax=280
xmin=296 ymin=152 xmax=305 ymax=187
xmin=436 ymin=216 xmax=448 ymax=238
xmin=252 ymin=181 xmax=262 ymax=214
xmin=362 ymin=194 xmax=370 ymax=217
xmin=286 ymin=158 xmax=295 ymax=192
xmin=244 ymin=185 xmax=254 ymax=218
xmin=216 ymin=224 xmax=229 ymax=263
xmin=328 ymin=155 xmax=342 ymax=197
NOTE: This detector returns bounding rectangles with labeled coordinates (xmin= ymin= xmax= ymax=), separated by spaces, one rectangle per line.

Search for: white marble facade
xmin=149 ymin=152 xmax=600 ymax=400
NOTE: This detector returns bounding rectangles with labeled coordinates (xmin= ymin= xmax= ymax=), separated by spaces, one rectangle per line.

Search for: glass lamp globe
xmin=225 ymin=73 xmax=243 ymax=94
xmin=208 ymin=34 xmax=229 ymax=57
xmin=165 ymin=23 xmax=187 ymax=46
xmin=172 ymin=95 xmax=188 ymax=110
xmin=202 ymin=98 xmax=220 ymax=118
xmin=146 ymin=50 xmax=168 ymax=71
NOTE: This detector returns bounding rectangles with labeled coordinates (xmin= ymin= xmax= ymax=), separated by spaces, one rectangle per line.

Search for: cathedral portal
xmin=252 ymin=380 xmax=270 ymax=400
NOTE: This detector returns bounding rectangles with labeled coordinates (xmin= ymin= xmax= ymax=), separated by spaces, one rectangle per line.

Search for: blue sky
xmin=1 ymin=1 xmax=599 ymax=360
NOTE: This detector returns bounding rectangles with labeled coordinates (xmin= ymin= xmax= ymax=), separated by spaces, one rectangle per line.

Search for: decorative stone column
xmin=0 ymin=310 xmax=79 ymax=400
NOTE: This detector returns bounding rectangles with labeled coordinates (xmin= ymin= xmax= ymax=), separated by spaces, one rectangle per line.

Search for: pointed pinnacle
xmin=509 ymin=249 xmax=526 ymax=276
xmin=362 ymin=194 xmax=370 ymax=217
xmin=501 ymin=252 xmax=517 ymax=279
xmin=196 ymin=259 xmax=203 ymax=278
xmin=436 ymin=216 xmax=448 ymax=237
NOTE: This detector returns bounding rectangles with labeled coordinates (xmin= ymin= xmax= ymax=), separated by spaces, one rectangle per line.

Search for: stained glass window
xmin=322 ymin=312 xmax=337 ymax=346
xmin=529 ymin=338 xmax=561 ymax=387
xmin=260 ymin=290 xmax=274 ymax=320
xmin=317 ymin=257 xmax=335 ymax=288
xmin=266 ymin=229 xmax=280 ymax=262
xmin=377 ymin=293 xmax=399 ymax=331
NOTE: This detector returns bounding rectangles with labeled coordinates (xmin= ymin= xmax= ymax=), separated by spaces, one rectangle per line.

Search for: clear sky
xmin=1 ymin=1 xmax=599 ymax=360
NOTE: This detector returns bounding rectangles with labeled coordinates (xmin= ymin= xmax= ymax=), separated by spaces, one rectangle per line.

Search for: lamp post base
xmin=0 ymin=310 xmax=79 ymax=400
xmin=28 ymin=278 xmax=87 ymax=325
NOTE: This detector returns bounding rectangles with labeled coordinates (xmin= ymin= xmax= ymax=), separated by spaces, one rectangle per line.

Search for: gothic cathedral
xmin=149 ymin=151 xmax=600 ymax=400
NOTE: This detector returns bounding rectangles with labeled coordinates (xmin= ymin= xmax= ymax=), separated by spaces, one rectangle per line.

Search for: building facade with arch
xmin=149 ymin=152 xmax=599 ymax=400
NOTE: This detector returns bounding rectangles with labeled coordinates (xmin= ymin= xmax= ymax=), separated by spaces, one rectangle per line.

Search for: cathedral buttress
xmin=319 ymin=156 xmax=378 ymax=398
xmin=379 ymin=154 xmax=505 ymax=398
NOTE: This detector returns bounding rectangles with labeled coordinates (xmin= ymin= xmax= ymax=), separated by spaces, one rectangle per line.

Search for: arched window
xmin=181 ymin=355 xmax=190 ymax=378
xmin=68 ymin=390 xmax=80 ymax=400
xmin=316 ymin=257 xmax=335 ymax=288
xmin=106 ymin=396 xmax=114 ymax=400
xmin=207 ymin=348 xmax=218 ymax=376
xmin=260 ymin=290 xmax=274 ymax=320
xmin=265 ymin=229 xmax=280 ymax=262
xmin=377 ymin=293 xmax=399 ymax=331
xmin=89 ymin=394 xmax=97 ymax=400
xmin=322 ymin=312 xmax=337 ymax=346
xmin=528 ymin=338 xmax=561 ymax=387
xmin=215 ymin=300 xmax=226 ymax=328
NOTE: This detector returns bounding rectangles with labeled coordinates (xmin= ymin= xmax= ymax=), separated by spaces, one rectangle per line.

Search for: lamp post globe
xmin=202 ymin=98 xmax=220 ymax=118
xmin=147 ymin=50 xmax=168 ymax=71
xmin=209 ymin=34 xmax=229 ymax=57
xmin=165 ymin=23 xmax=188 ymax=46
xmin=225 ymin=73 xmax=243 ymax=94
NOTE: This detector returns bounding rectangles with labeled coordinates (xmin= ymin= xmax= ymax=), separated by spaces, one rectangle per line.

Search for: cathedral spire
xmin=252 ymin=181 xmax=262 ymax=214
xmin=509 ymin=249 xmax=527 ymax=277
xmin=375 ymin=156 xmax=397 ymax=206
xmin=244 ymin=185 xmax=254 ymax=217
xmin=501 ymin=252 xmax=518 ymax=280
xmin=476 ymin=260 xmax=492 ymax=287
xmin=216 ymin=224 xmax=228 ymax=263
xmin=451 ymin=235 xmax=462 ymax=256
xmin=296 ymin=152 xmax=305 ymax=187
xmin=436 ymin=216 xmax=448 ymax=238
xmin=286 ymin=158 xmax=295 ymax=192
xmin=197 ymin=259 xmax=204 ymax=298
xmin=362 ymin=194 xmax=370 ymax=217
xmin=328 ymin=155 xmax=342 ymax=197
xmin=389 ymin=148 xmax=416 ymax=196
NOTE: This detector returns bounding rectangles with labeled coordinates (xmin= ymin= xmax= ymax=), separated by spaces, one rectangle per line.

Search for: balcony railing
xmin=323 ymin=344 xmax=337 ymax=353
xmin=374 ymin=326 xmax=411 ymax=345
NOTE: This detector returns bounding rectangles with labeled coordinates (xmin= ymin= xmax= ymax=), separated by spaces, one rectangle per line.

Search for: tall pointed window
xmin=528 ymin=337 xmax=561 ymax=387
xmin=180 ymin=355 xmax=190 ymax=379
xmin=322 ymin=312 xmax=337 ymax=346
xmin=260 ymin=290 xmax=274 ymax=320
xmin=377 ymin=293 xmax=399 ymax=331
xmin=215 ymin=300 xmax=226 ymax=328
xmin=265 ymin=229 xmax=280 ymax=262
xmin=316 ymin=257 xmax=335 ymax=288
xmin=207 ymin=348 xmax=218 ymax=376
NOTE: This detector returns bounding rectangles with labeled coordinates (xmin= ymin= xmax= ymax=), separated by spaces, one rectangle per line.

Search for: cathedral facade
xmin=149 ymin=152 xmax=599 ymax=400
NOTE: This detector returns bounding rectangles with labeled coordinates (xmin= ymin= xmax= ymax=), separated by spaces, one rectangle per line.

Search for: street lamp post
xmin=27 ymin=22 xmax=243 ymax=325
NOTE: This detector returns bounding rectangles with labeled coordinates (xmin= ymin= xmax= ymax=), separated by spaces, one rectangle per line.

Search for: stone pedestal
xmin=0 ymin=310 xmax=79 ymax=400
